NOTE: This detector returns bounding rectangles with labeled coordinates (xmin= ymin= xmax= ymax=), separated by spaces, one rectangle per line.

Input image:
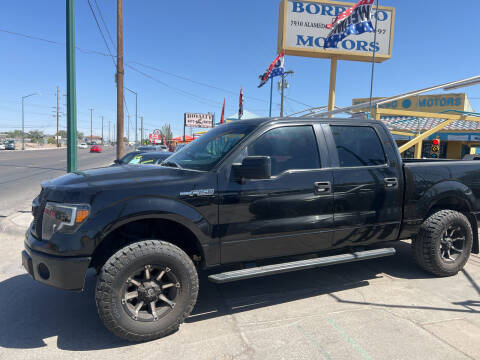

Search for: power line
xmin=128 ymin=61 xmax=270 ymax=104
xmin=93 ymin=0 xmax=116 ymax=51
xmin=284 ymin=95 xmax=312 ymax=108
xmin=0 ymin=28 xmax=110 ymax=57
xmin=87 ymin=0 xmax=116 ymax=66
xmin=0 ymin=28 xmax=310 ymax=113
xmin=127 ymin=64 xmax=234 ymax=108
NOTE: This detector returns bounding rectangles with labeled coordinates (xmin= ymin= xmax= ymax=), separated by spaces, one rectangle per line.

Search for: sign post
xmin=327 ymin=57 xmax=337 ymax=116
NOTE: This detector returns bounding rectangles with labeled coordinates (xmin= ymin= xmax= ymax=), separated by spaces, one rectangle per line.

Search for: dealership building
xmin=353 ymin=93 xmax=479 ymax=159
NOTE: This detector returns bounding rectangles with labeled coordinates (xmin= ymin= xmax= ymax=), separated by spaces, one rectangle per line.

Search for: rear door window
xmin=330 ymin=125 xmax=386 ymax=167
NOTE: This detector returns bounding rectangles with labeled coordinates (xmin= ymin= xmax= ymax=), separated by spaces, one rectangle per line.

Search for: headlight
xmin=42 ymin=202 xmax=90 ymax=240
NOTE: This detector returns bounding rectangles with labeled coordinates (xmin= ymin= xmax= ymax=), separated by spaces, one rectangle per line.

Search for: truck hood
xmin=43 ymin=165 xmax=199 ymax=190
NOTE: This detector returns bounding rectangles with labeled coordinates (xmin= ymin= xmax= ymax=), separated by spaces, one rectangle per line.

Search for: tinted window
xmin=166 ymin=123 xmax=256 ymax=171
xmin=247 ymin=126 xmax=320 ymax=176
xmin=331 ymin=126 xmax=386 ymax=167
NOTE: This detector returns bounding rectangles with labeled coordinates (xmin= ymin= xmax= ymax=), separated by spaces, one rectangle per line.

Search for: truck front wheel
xmin=95 ymin=240 xmax=198 ymax=342
xmin=413 ymin=210 xmax=472 ymax=277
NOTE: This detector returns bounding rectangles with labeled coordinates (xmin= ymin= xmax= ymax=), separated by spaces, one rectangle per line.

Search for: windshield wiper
xmin=161 ymin=161 xmax=182 ymax=169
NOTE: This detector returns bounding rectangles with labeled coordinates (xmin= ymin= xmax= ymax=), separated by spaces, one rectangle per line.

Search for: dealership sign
xmin=184 ymin=113 xmax=214 ymax=128
xmin=149 ymin=129 xmax=163 ymax=144
xmin=352 ymin=94 xmax=474 ymax=114
xmin=278 ymin=0 xmax=395 ymax=62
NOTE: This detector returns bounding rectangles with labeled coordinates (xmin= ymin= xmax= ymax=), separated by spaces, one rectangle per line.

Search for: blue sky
xmin=0 ymin=0 xmax=479 ymax=138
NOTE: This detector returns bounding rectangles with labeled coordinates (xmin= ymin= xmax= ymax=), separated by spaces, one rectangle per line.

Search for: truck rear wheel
xmin=412 ymin=210 xmax=472 ymax=277
xmin=95 ymin=240 xmax=198 ymax=342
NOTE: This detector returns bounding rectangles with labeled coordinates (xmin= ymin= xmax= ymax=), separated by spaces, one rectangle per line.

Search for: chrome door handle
xmin=384 ymin=177 xmax=398 ymax=188
xmin=314 ymin=181 xmax=331 ymax=194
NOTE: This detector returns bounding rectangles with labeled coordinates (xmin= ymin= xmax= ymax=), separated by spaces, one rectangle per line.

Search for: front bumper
xmin=22 ymin=243 xmax=91 ymax=291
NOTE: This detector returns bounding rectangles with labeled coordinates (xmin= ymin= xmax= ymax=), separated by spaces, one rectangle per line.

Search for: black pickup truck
xmin=22 ymin=118 xmax=480 ymax=341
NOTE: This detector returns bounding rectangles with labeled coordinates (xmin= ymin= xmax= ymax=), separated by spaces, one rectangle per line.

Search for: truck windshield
xmin=164 ymin=123 xmax=256 ymax=171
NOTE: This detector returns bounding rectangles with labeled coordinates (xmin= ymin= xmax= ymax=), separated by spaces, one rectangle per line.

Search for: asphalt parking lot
xmin=0 ymin=236 xmax=479 ymax=359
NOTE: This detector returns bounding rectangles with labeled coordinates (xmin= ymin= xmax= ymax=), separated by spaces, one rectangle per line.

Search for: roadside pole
xmin=108 ymin=120 xmax=111 ymax=144
xmin=56 ymin=86 xmax=60 ymax=147
xmin=116 ymin=0 xmax=125 ymax=160
xmin=101 ymin=116 xmax=104 ymax=145
xmin=269 ymin=77 xmax=273 ymax=117
xmin=280 ymin=73 xmax=285 ymax=117
xmin=66 ymin=0 xmax=77 ymax=172
xmin=140 ymin=116 xmax=143 ymax=144
xmin=90 ymin=108 xmax=93 ymax=143
xmin=327 ymin=57 xmax=337 ymax=118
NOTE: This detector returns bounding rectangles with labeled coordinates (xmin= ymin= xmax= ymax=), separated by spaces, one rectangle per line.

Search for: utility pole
xmin=125 ymin=87 xmax=138 ymax=147
xmin=113 ymin=124 xmax=116 ymax=142
xmin=280 ymin=74 xmax=285 ymax=117
xmin=108 ymin=120 xmax=111 ymax=144
xmin=101 ymin=116 xmax=104 ymax=145
xmin=56 ymin=86 xmax=60 ymax=147
xmin=66 ymin=0 xmax=77 ymax=172
xmin=89 ymin=108 xmax=93 ymax=143
xmin=116 ymin=0 xmax=124 ymax=159
xmin=127 ymin=114 xmax=130 ymax=147
xmin=140 ymin=116 xmax=143 ymax=145
xmin=21 ymin=93 xmax=38 ymax=151
xmin=279 ymin=70 xmax=294 ymax=117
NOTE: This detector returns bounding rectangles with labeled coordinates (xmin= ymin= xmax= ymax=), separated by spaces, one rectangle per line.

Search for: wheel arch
xmin=90 ymin=215 xmax=209 ymax=271
xmin=426 ymin=198 xmax=479 ymax=254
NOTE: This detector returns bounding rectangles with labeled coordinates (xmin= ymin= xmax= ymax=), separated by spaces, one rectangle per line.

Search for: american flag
xmin=258 ymin=51 xmax=285 ymax=88
xmin=324 ymin=0 xmax=375 ymax=49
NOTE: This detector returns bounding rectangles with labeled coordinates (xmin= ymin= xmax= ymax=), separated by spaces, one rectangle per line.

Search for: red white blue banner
xmin=324 ymin=0 xmax=375 ymax=49
xmin=258 ymin=51 xmax=285 ymax=88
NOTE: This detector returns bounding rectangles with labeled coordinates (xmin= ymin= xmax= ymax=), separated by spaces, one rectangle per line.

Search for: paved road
xmin=0 ymin=147 xmax=117 ymax=218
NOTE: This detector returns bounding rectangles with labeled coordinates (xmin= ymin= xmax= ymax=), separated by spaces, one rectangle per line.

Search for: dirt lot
xmin=0 ymin=235 xmax=479 ymax=360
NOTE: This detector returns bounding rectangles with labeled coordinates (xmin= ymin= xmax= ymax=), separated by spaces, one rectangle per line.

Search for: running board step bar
xmin=208 ymin=248 xmax=396 ymax=284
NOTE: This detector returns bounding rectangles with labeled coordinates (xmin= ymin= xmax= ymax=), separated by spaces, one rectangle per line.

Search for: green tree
xmin=77 ymin=131 xmax=84 ymax=140
xmin=47 ymin=137 xmax=56 ymax=144
xmin=160 ymin=124 xmax=173 ymax=144
xmin=28 ymin=130 xmax=44 ymax=143
xmin=6 ymin=130 xmax=23 ymax=139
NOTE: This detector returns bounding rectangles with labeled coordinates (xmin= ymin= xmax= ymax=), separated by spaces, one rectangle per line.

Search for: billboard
xmin=278 ymin=0 xmax=395 ymax=62
xmin=184 ymin=113 xmax=214 ymax=128
xmin=352 ymin=93 xmax=474 ymax=114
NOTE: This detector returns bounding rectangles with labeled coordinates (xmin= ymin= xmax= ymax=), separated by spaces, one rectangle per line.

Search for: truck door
xmin=324 ymin=123 xmax=403 ymax=247
xmin=217 ymin=123 xmax=335 ymax=264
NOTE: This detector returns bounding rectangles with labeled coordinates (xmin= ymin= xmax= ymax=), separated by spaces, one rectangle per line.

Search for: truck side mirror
xmin=232 ymin=156 xmax=271 ymax=182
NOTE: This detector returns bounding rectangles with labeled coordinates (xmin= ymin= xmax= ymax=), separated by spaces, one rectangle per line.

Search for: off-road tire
xmin=95 ymin=240 xmax=198 ymax=342
xmin=412 ymin=210 xmax=472 ymax=277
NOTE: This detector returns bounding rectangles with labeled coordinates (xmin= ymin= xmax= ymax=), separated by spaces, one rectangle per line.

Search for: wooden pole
xmin=328 ymin=58 xmax=337 ymax=118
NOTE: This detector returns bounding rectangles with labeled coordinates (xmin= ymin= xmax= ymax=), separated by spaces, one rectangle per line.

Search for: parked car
xmin=5 ymin=141 xmax=15 ymax=150
xmin=23 ymin=117 xmax=480 ymax=341
xmin=127 ymin=151 xmax=173 ymax=165
xmin=112 ymin=150 xmax=142 ymax=166
xmin=90 ymin=145 xmax=102 ymax=153
xmin=78 ymin=143 xmax=88 ymax=149
xmin=137 ymin=145 xmax=168 ymax=152
xmin=0 ymin=143 xmax=5 ymax=150
xmin=462 ymin=154 xmax=480 ymax=160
